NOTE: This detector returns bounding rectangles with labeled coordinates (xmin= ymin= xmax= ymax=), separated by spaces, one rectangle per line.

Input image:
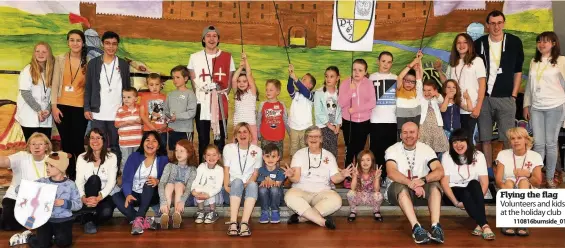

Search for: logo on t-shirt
xmin=374 ymin=79 xmax=396 ymax=105
xmin=148 ymin=99 xmax=165 ymax=124
xmin=326 ymin=96 xmax=337 ymax=124
xmin=265 ymin=108 xmax=282 ymax=129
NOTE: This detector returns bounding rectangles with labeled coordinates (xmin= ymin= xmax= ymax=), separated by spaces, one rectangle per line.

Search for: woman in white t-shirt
xmin=16 ymin=42 xmax=55 ymax=141
xmin=0 ymin=132 xmax=52 ymax=230
xmin=440 ymin=129 xmax=494 ymax=240
xmin=523 ymin=31 xmax=565 ymax=189
xmin=76 ymin=128 xmax=118 ymax=234
xmin=495 ymin=127 xmax=543 ymax=237
xmin=436 ymin=33 xmax=486 ymax=145
xmin=284 ymin=126 xmax=353 ymax=229
xmin=223 ymin=122 xmax=262 ymax=237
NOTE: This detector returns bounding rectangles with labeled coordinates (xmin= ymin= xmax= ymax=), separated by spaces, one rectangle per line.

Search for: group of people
xmin=0 ymin=9 xmax=563 ymax=246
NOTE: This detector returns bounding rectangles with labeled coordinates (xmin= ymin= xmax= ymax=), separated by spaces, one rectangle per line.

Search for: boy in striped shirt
xmin=115 ymin=87 xmax=143 ymax=171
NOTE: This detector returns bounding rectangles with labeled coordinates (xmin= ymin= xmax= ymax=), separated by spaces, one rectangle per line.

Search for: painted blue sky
xmin=0 ymin=0 xmax=163 ymax=18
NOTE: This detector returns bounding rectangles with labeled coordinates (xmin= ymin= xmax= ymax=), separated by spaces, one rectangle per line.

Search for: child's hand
xmin=351 ymin=164 xmax=358 ymax=178
xmin=174 ymin=201 xmax=185 ymax=213
xmin=241 ymin=52 xmax=247 ymax=61
xmin=463 ymin=90 xmax=471 ymax=100
xmin=375 ymin=165 xmax=383 ymax=179
xmin=416 ymin=50 xmax=423 ymax=60
xmin=125 ymin=195 xmax=137 ymax=208
xmin=54 ymin=199 xmax=64 ymax=207
xmin=288 ymin=64 xmax=295 ymax=74
xmin=239 ymin=59 xmax=245 ymax=69
xmin=433 ymin=59 xmax=442 ymax=71
xmin=160 ymin=204 xmax=169 ymax=215
xmin=259 ymin=180 xmax=267 ymax=188
xmin=146 ymin=176 xmax=159 ymax=187
xmin=447 ymin=91 xmax=456 ymax=99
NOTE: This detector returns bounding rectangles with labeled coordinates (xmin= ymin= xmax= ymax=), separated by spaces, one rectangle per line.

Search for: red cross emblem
xmin=250 ymin=150 xmax=257 ymax=157
xmin=199 ymin=68 xmax=211 ymax=81
xmin=324 ymin=157 xmax=329 ymax=164
xmin=525 ymin=161 xmax=533 ymax=169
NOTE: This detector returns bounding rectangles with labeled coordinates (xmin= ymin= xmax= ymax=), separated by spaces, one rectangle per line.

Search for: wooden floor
xmin=4 ymin=217 xmax=564 ymax=247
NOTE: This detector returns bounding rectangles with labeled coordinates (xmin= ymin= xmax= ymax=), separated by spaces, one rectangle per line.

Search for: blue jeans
xmin=258 ymin=186 xmax=282 ymax=212
xmin=530 ymin=105 xmax=565 ymax=180
xmin=229 ymin=179 xmax=258 ymax=200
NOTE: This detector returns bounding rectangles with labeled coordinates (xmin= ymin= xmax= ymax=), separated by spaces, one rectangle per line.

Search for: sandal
xmin=501 ymin=228 xmax=516 ymax=236
xmin=373 ymin=212 xmax=383 ymax=222
xmin=347 ymin=212 xmax=356 ymax=222
xmin=481 ymin=225 xmax=495 ymax=240
xmin=226 ymin=222 xmax=239 ymax=236
xmin=239 ymin=222 xmax=251 ymax=237
xmin=471 ymin=226 xmax=482 ymax=236
xmin=516 ymin=228 xmax=529 ymax=237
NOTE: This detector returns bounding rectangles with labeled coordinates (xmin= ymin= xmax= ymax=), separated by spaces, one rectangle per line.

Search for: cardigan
xmin=474 ymin=33 xmax=524 ymax=97
xmin=84 ymin=55 xmax=130 ymax=113
xmin=338 ymin=77 xmax=376 ymax=122
xmin=523 ymin=56 xmax=565 ymax=108
xmin=121 ymin=152 xmax=168 ymax=197
xmin=157 ymin=163 xmax=197 ymax=206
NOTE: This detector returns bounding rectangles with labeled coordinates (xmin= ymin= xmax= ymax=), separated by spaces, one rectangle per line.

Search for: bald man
xmin=384 ymin=122 xmax=445 ymax=244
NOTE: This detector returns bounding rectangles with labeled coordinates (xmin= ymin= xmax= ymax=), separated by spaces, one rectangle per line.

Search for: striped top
xmin=115 ymin=104 xmax=143 ymax=148
xmin=396 ymin=79 xmax=422 ymax=118
xmin=233 ymin=90 xmax=257 ymax=125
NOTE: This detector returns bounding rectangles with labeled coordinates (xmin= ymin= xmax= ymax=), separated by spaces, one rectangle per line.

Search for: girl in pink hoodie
xmin=338 ymin=59 xmax=377 ymax=169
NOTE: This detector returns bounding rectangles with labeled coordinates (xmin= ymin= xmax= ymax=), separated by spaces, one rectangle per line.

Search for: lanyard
xmin=307 ymin=148 xmax=323 ymax=176
xmin=535 ymin=60 xmax=550 ymax=84
xmin=203 ymin=51 xmax=217 ymax=94
xmin=68 ymin=53 xmax=81 ymax=86
xmin=103 ymin=57 xmax=116 ymax=90
xmin=457 ymin=164 xmax=471 ymax=182
xmin=513 ymin=152 xmax=528 ymax=171
xmin=92 ymin=161 xmax=102 ymax=176
xmin=32 ymin=159 xmax=46 ymax=178
xmin=402 ymin=147 xmax=417 ymax=179
xmin=454 ymin=63 xmax=465 ymax=84
xmin=237 ymin=143 xmax=250 ymax=175
xmin=138 ymin=157 xmax=156 ymax=184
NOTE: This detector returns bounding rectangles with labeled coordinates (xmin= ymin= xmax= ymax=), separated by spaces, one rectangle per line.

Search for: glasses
xmin=489 ymin=21 xmax=504 ymax=27
xmin=307 ymin=135 xmax=322 ymax=139
xmin=403 ymin=78 xmax=416 ymax=84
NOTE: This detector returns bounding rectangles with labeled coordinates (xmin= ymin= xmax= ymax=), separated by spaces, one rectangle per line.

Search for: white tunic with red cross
xmin=188 ymin=50 xmax=235 ymax=120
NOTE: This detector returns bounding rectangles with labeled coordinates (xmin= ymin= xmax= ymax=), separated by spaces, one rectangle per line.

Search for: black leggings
xmin=195 ymin=104 xmax=226 ymax=163
xmin=55 ymin=104 xmax=87 ymax=180
xmin=370 ymin=123 xmax=397 ymax=180
xmin=112 ymin=184 xmax=159 ymax=222
xmin=451 ymin=180 xmax=488 ymax=227
xmin=460 ymin=114 xmax=478 ymax=145
xmin=1 ymin=198 xmax=23 ymax=231
xmin=21 ymin=127 xmax=52 ymax=142
xmin=29 ymin=219 xmax=73 ymax=248
xmin=342 ymin=119 xmax=370 ymax=166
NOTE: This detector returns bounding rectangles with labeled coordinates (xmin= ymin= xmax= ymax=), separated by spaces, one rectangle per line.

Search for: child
xmin=287 ymin=64 xmax=316 ymax=157
xmin=347 ymin=150 xmax=383 ymax=222
xmin=419 ymin=80 xmax=449 ymax=155
xmin=115 ymin=87 xmax=143 ymax=170
xmin=440 ymin=79 xmax=473 ymax=139
xmin=257 ymin=79 xmax=290 ymax=159
xmin=191 ymin=144 xmax=224 ymax=224
xmin=158 ymin=139 xmax=197 ymax=229
xmin=368 ymin=51 xmax=397 ymax=181
xmin=232 ymin=53 xmax=258 ymax=144
xmin=257 ymin=143 xmax=285 ymax=224
xmin=164 ymin=65 xmax=197 ymax=159
xmin=314 ymin=66 xmax=341 ymax=158
xmin=140 ymin=73 xmax=167 ymax=146
xmin=22 ymin=152 xmax=82 ymax=248
xmin=396 ymin=51 xmax=424 ymax=132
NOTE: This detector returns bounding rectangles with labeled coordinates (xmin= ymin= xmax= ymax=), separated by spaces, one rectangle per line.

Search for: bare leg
xmin=164 ymin=183 xmax=175 ymax=215
xmin=241 ymin=198 xmax=257 ymax=223
xmin=397 ymin=189 xmax=419 ymax=227
xmin=428 ymin=187 xmax=442 ymax=225
xmin=229 ymin=196 xmax=241 ymax=223
xmin=174 ymin=183 xmax=185 ymax=205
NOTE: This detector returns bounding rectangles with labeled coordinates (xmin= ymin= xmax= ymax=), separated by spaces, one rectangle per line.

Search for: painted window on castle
xmin=220 ymin=12 xmax=223 ymax=17
xmin=261 ymin=13 xmax=264 ymax=19
xmin=313 ymin=4 xmax=316 ymax=9
xmin=402 ymin=2 xmax=405 ymax=8
xmin=388 ymin=3 xmax=391 ymax=9
xmin=170 ymin=9 xmax=173 ymax=14
xmin=261 ymin=4 xmax=264 ymax=10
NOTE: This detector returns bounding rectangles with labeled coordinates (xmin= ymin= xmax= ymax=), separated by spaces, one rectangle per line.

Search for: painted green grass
xmin=0 ymin=7 xmax=81 ymax=36
xmin=505 ymin=9 xmax=554 ymax=33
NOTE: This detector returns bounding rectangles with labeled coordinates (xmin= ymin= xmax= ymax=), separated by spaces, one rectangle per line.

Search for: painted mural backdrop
xmin=0 ymin=1 xmax=554 ymax=186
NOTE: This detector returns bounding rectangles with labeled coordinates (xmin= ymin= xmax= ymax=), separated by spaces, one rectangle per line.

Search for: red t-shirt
xmin=139 ymin=92 xmax=167 ymax=132
xmin=260 ymin=101 xmax=286 ymax=141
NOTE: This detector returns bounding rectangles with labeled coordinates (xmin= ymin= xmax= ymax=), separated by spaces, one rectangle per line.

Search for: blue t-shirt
xmin=257 ymin=166 xmax=285 ymax=183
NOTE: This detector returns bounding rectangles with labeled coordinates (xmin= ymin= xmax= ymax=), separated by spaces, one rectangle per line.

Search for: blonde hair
xmin=25 ymin=132 xmax=53 ymax=154
xmin=203 ymin=144 xmax=223 ymax=167
xmin=233 ymin=122 xmax=252 ymax=142
xmin=506 ymin=127 xmax=533 ymax=150
xmin=30 ymin=42 xmax=55 ymax=87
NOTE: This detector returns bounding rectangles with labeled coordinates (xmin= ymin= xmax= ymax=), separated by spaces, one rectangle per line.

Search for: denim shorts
xmin=229 ymin=178 xmax=258 ymax=200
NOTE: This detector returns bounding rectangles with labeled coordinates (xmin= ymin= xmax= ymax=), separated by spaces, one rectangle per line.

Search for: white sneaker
xmin=9 ymin=230 xmax=32 ymax=247
xmin=195 ymin=211 xmax=205 ymax=224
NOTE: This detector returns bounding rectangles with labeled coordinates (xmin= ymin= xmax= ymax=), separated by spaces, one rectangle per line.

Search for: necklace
xmin=237 ymin=143 xmax=250 ymax=175
xmin=307 ymin=148 xmax=323 ymax=176
xmin=402 ymin=146 xmax=417 ymax=179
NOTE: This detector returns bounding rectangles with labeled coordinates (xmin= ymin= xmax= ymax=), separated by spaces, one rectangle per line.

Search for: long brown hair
xmin=30 ymin=41 xmax=55 ymax=87
xmin=83 ymin=128 xmax=109 ymax=164
xmin=534 ymin=31 xmax=561 ymax=65
xmin=172 ymin=139 xmax=198 ymax=165
xmin=354 ymin=150 xmax=376 ymax=191
xmin=442 ymin=79 xmax=462 ymax=107
xmin=449 ymin=33 xmax=477 ymax=67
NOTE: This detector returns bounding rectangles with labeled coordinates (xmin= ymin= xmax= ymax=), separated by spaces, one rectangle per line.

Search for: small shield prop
xmin=15 ymin=180 xmax=58 ymax=229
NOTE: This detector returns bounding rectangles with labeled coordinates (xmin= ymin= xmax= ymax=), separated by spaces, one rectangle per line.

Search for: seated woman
xmin=0 ymin=132 xmax=52 ymax=231
xmin=112 ymin=131 xmax=168 ymax=235
xmin=284 ymin=125 xmax=353 ymax=229
xmin=440 ymin=129 xmax=494 ymax=240
xmin=495 ymin=127 xmax=543 ymax=237
xmin=223 ymin=122 xmax=262 ymax=237
xmin=75 ymin=128 xmax=118 ymax=234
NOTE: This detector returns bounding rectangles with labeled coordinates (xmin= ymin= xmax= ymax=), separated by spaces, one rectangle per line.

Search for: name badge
xmin=497 ymin=68 xmax=503 ymax=74
xmin=535 ymin=87 xmax=541 ymax=93
xmin=42 ymin=96 xmax=49 ymax=103
xmin=269 ymin=174 xmax=276 ymax=179
xmin=64 ymin=86 xmax=74 ymax=92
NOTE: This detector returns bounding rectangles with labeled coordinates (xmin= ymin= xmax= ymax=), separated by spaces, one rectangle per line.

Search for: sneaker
xmin=143 ymin=216 xmax=154 ymax=230
xmin=259 ymin=211 xmax=270 ymax=224
xmin=131 ymin=217 xmax=145 ymax=235
xmin=160 ymin=213 xmax=170 ymax=230
xmin=84 ymin=221 xmax=97 ymax=234
xmin=204 ymin=211 xmax=219 ymax=224
xmin=430 ymin=223 xmax=445 ymax=243
xmin=270 ymin=211 xmax=281 ymax=224
xmin=288 ymin=214 xmax=299 ymax=224
xmin=324 ymin=216 xmax=336 ymax=230
xmin=172 ymin=212 xmax=182 ymax=228
xmin=9 ymin=230 xmax=32 ymax=246
xmin=412 ymin=223 xmax=430 ymax=244
xmin=195 ymin=211 xmax=205 ymax=224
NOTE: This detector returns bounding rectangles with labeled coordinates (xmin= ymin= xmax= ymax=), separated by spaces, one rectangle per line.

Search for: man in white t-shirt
xmin=188 ymin=26 xmax=235 ymax=163
xmin=474 ymin=10 xmax=524 ymax=175
xmin=385 ymin=122 xmax=445 ymax=244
